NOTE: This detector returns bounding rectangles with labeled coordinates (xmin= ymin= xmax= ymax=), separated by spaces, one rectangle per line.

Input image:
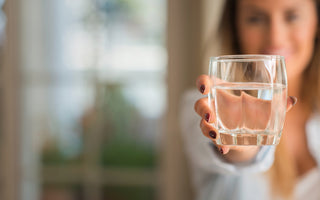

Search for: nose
xmin=266 ymin=16 xmax=287 ymax=49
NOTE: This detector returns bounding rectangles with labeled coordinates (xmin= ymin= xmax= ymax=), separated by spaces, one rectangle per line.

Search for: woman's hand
xmin=194 ymin=75 xmax=297 ymax=163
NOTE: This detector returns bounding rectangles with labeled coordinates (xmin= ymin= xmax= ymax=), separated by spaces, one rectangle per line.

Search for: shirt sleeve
xmin=179 ymin=89 xmax=276 ymax=177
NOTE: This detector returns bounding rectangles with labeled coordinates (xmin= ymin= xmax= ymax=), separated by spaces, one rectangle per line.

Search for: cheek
xmin=287 ymin=23 xmax=317 ymax=78
xmin=295 ymin=20 xmax=317 ymax=55
xmin=300 ymin=32 xmax=316 ymax=59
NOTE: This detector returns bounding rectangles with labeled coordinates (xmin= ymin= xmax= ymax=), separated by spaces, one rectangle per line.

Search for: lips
xmin=261 ymin=49 xmax=292 ymax=60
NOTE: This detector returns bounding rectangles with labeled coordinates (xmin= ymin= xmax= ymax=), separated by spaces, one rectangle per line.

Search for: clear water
xmin=212 ymin=82 xmax=287 ymax=145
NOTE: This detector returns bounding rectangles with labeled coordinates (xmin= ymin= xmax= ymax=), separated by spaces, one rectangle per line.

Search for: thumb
xmin=286 ymin=96 xmax=297 ymax=112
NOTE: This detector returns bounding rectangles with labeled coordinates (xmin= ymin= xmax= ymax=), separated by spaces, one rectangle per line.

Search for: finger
xmin=214 ymin=144 xmax=230 ymax=155
xmin=227 ymin=145 xmax=259 ymax=153
xmin=286 ymin=96 xmax=297 ymax=112
xmin=196 ymin=75 xmax=211 ymax=94
xmin=214 ymin=144 xmax=259 ymax=156
xmin=194 ymin=97 xmax=215 ymax=123
xmin=200 ymin=119 xmax=218 ymax=140
xmin=219 ymin=146 xmax=260 ymax=160
xmin=199 ymin=118 xmax=230 ymax=155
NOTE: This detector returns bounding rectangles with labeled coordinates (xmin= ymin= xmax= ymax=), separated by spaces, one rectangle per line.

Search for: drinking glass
xmin=208 ymin=55 xmax=287 ymax=145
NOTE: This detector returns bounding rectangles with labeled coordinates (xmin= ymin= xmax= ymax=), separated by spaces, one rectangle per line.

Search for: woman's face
xmin=236 ymin=0 xmax=318 ymax=81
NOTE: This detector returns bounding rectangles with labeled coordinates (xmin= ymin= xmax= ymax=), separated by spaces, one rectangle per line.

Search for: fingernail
xmin=200 ymin=85 xmax=205 ymax=93
xmin=209 ymin=130 xmax=216 ymax=139
xmin=290 ymin=96 xmax=297 ymax=106
xmin=219 ymin=148 xmax=224 ymax=154
xmin=205 ymin=113 xmax=210 ymax=122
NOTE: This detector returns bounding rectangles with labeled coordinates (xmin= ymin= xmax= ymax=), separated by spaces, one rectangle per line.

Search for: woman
xmin=182 ymin=0 xmax=320 ymax=199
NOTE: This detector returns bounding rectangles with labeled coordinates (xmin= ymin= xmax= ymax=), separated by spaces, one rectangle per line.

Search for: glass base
xmin=215 ymin=131 xmax=281 ymax=146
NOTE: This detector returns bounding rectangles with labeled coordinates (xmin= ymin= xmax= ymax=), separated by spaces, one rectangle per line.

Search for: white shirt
xmin=180 ymin=89 xmax=320 ymax=200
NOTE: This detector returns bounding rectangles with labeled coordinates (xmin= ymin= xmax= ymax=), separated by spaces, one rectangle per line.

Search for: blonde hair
xmin=204 ymin=0 xmax=320 ymax=198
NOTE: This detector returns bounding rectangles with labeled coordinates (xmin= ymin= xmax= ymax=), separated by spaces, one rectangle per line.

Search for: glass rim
xmin=210 ymin=54 xmax=285 ymax=62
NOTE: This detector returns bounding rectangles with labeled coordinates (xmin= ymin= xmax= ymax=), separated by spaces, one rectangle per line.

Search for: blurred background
xmin=0 ymin=0 xmax=222 ymax=199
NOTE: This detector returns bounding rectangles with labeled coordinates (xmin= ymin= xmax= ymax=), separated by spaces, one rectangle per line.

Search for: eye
xmin=286 ymin=11 xmax=299 ymax=22
xmin=246 ymin=15 xmax=266 ymax=24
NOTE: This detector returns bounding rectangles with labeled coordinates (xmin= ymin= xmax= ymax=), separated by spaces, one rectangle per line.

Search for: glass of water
xmin=209 ymin=55 xmax=287 ymax=146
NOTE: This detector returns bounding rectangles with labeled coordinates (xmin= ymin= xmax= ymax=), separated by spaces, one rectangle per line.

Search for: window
xmin=18 ymin=0 xmax=167 ymax=199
